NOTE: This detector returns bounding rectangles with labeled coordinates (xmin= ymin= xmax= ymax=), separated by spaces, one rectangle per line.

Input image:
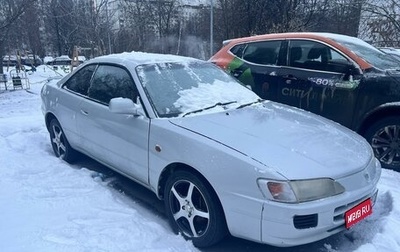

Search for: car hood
xmin=169 ymin=102 xmax=372 ymax=180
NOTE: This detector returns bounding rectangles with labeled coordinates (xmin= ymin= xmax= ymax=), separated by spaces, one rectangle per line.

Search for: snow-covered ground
xmin=0 ymin=65 xmax=399 ymax=252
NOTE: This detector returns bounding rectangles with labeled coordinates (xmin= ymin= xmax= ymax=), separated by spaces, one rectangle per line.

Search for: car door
xmin=277 ymin=39 xmax=362 ymax=127
xmin=77 ymin=64 xmax=150 ymax=184
xmin=229 ymin=40 xmax=284 ymax=101
xmin=61 ymin=64 xmax=97 ymax=147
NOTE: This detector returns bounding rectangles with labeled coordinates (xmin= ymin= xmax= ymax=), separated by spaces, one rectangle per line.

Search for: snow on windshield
xmin=174 ymin=79 xmax=259 ymax=116
xmin=136 ymin=61 xmax=259 ymax=117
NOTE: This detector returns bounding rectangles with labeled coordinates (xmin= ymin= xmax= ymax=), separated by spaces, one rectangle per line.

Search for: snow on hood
xmin=170 ymin=102 xmax=372 ymax=180
xmin=174 ymin=79 xmax=259 ymax=115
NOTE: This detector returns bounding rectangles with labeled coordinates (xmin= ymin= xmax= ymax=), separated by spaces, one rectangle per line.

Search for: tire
xmin=164 ymin=170 xmax=227 ymax=247
xmin=365 ymin=116 xmax=400 ymax=171
xmin=49 ymin=119 xmax=79 ymax=163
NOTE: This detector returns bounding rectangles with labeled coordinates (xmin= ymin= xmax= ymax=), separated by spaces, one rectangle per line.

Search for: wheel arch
xmin=157 ymin=162 xmax=229 ymax=227
xmin=160 ymin=162 xmax=229 ymax=247
xmin=158 ymin=162 xmax=217 ymax=200
xmin=357 ymin=104 xmax=400 ymax=136
xmin=44 ymin=112 xmax=58 ymax=132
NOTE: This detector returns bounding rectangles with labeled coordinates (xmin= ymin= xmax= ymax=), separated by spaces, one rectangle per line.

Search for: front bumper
xmin=260 ymin=188 xmax=378 ymax=246
xmin=260 ymin=159 xmax=381 ymax=247
xmin=224 ymin=158 xmax=381 ymax=247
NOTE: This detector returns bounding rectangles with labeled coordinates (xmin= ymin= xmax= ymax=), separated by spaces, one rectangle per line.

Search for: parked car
xmin=2 ymin=55 xmax=41 ymax=70
xmin=46 ymin=55 xmax=73 ymax=73
xmin=21 ymin=54 xmax=43 ymax=66
xmin=47 ymin=55 xmax=72 ymax=66
xmin=210 ymin=32 xmax=400 ymax=171
xmin=43 ymin=56 xmax=55 ymax=64
xmin=2 ymin=55 xmax=18 ymax=67
xmin=41 ymin=52 xmax=381 ymax=248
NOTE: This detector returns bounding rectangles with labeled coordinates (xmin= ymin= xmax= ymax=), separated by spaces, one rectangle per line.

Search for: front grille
xmin=333 ymin=195 xmax=371 ymax=223
xmin=293 ymin=214 xmax=318 ymax=229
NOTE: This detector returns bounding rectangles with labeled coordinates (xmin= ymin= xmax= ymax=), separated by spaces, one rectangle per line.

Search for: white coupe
xmin=41 ymin=52 xmax=381 ymax=248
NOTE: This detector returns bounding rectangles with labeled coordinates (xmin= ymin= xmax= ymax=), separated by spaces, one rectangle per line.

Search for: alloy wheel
xmin=168 ymin=179 xmax=210 ymax=238
xmin=51 ymin=123 xmax=66 ymax=159
xmin=371 ymin=124 xmax=400 ymax=168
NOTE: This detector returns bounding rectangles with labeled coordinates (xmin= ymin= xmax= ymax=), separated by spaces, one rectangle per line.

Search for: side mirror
xmin=346 ymin=64 xmax=363 ymax=78
xmin=109 ymin=97 xmax=145 ymax=116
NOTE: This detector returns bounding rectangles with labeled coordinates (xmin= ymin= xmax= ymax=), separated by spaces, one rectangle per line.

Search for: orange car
xmin=210 ymin=32 xmax=400 ymax=171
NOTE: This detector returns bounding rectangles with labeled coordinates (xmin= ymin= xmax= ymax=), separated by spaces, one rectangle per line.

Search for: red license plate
xmin=345 ymin=198 xmax=372 ymax=229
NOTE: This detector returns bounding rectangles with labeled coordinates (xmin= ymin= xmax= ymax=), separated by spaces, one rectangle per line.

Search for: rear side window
xmin=242 ymin=41 xmax=282 ymax=65
xmin=288 ymin=40 xmax=351 ymax=72
xmin=88 ymin=65 xmax=138 ymax=105
xmin=63 ymin=64 xmax=96 ymax=95
xmin=230 ymin=44 xmax=246 ymax=58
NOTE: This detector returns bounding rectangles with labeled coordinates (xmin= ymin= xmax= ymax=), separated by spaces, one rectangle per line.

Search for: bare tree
xmin=268 ymin=0 xmax=322 ymax=33
xmin=82 ymin=0 xmax=114 ymax=56
xmin=39 ymin=0 xmax=112 ymax=58
xmin=151 ymin=0 xmax=179 ymax=53
xmin=362 ymin=0 xmax=400 ymax=46
xmin=119 ymin=0 xmax=180 ymax=54
xmin=212 ymin=0 xmax=322 ymax=41
xmin=119 ymin=0 xmax=156 ymax=52
xmin=21 ymin=2 xmax=44 ymax=59
xmin=0 ymin=0 xmax=37 ymax=73
xmin=1 ymin=0 xmax=381 ymax=67
xmin=46 ymin=0 xmax=77 ymax=56
xmin=310 ymin=0 xmax=364 ymax=36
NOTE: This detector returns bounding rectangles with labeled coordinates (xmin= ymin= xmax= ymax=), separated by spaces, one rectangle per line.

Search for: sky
xmin=0 ymin=64 xmax=399 ymax=252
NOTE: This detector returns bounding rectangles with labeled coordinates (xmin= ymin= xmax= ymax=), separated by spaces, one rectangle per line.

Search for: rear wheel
xmin=365 ymin=117 xmax=400 ymax=171
xmin=49 ymin=119 xmax=79 ymax=163
xmin=164 ymin=170 xmax=227 ymax=247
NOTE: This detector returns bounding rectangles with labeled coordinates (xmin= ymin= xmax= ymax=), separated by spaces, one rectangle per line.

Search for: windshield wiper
xmin=236 ymin=99 xmax=264 ymax=109
xmin=182 ymin=101 xmax=237 ymax=117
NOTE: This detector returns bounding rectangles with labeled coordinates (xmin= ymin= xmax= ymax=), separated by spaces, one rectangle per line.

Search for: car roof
xmin=223 ymin=32 xmax=372 ymax=70
xmin=55 ymin=55 xmax=72 ymax=61
xmin=87 ymin=51 xmax=202 ymax=67
xmin=224 ymin=32 xmax=356 ymax=44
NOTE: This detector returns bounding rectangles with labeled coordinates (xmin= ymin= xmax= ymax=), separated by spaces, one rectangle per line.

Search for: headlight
xmin=257 ymin=178 xmax=345 ymax=203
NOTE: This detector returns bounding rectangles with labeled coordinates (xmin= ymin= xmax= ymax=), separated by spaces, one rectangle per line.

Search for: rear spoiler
xmin=222 ymin=39 xmax=233 ymax=46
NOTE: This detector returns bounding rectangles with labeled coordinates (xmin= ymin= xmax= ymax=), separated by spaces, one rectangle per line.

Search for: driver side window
xmin=63 ymin=64 xmax=96 ymax=95
xmin=88 ymin=65 xmax=138 ymax=105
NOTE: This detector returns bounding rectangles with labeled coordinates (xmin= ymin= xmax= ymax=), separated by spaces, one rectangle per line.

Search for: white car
xmin=41 ymin=52 xmax=381 ymax=248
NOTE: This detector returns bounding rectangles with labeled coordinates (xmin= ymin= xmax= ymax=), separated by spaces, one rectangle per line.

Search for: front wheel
xmin=164 ymin=170 xmax=227 ymax=247
xmin=365 ymin=116 xmax=400 ymax=171
xmin=49 ymin=119 xmax=78 ymax=163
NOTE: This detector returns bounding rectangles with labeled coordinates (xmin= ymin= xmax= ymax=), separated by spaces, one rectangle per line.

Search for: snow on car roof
xmin=316 ymin=32 xmax=375 ymax=48
xmin=225 ymin=32 xmax=367 ymax=46
xmin=92 ymin=51 xmax=201 ymax=67
xmin=53 ymin=55 xmax=72 ymax=62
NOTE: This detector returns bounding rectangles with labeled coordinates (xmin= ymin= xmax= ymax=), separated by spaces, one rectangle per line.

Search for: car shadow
xmin=72 ymin=154 xmax=352 ymax=252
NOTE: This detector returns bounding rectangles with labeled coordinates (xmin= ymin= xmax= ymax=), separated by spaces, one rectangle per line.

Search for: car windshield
xmin=330 ymin=36 xmax=400 ymax=70
xmin=136 ymin=61 xmax=259 ymax=118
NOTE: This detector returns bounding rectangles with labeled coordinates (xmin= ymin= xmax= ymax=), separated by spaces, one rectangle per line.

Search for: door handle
xmin=80 ymin=109 xmax=88 ymax=115
xmin=282 ymin=74 xmax=297 ymax=80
